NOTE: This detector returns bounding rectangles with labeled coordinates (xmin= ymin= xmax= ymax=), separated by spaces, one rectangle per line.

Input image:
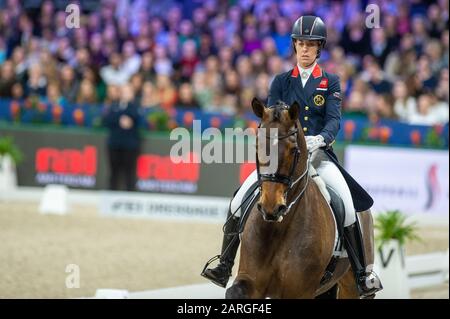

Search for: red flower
xmin=379 ymin=126 xmax=392 ymax=143
xmin=183 ymin=111 xmax=195 ymax=127
xmin=434 ymin=124 xmax=444 ymax=135
xmin=210 ymin=116 xmax=221 ymax=128
xmin=344 ymin=120 xmax=356 ymax=141
xmin=247 ymin=120 xmax=258 ymax=135
xmin=73 ymin=109 xmax=84 ymax=126
xmin=168 ymin=119 xmax=178 ymax=130
xmin=410 ymin=130 xmax=421 ymax=145
xmin=52 ymin=104 xmax=63 ymax=122
xmin=10 ymin=101 xmax=20 ymax=118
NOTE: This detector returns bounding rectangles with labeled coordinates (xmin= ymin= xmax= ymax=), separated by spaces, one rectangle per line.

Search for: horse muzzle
xmin=257 ymin=203 xmax=287 ymax=223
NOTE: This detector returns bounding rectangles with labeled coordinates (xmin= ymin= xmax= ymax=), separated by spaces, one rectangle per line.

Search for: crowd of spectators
xmin=0 ymin=0 xmax=448 ymax=127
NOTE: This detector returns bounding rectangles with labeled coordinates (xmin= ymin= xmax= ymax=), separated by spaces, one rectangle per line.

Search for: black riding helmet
xmin=291 ymin=15 xmax=327 ymax=58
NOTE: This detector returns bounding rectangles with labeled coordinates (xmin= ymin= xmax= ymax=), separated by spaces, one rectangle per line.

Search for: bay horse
xmin=226 ymin=99 xmax=372 ymax=299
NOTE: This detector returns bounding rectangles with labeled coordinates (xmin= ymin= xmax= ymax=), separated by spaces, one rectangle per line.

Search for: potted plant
xmin=375 ymin=210 xmax=421 ymax=250
xmin=0 ymin=136 xmax=23 ymax=192
xmin=373 ymin=210 xmax=421 ymax=299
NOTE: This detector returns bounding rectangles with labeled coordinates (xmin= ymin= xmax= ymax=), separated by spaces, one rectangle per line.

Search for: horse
xmin=225 ymin=98 xmax=374 ymax=299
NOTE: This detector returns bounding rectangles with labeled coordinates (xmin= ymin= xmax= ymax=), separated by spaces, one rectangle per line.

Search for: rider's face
xmin=295 ymin=39 xmax=319 ymax=68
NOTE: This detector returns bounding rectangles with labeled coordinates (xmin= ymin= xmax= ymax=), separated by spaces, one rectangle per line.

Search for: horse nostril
xmin=277 ymin=204 xmax=287 ymax=214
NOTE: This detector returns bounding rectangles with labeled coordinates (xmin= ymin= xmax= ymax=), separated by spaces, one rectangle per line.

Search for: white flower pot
xmin=0 ymin=154 xmax=18 ymax=193
xmin=374 ymin=239 xmax=410 ymax=299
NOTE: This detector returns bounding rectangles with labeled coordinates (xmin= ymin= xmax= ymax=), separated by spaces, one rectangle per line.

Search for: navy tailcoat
xmin=267 ymin=64 xmax=373 ymax=212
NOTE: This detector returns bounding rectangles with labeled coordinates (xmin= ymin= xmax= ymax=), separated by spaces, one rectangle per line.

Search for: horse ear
xmin=252 ymin=97 xmax=265 ymax=118
xmin=289 ymin=101 xmax=299 ymax=120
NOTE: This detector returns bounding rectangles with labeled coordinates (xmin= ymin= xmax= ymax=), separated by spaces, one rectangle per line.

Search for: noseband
xmin=256 ymin=121 xmax=311 ymax=221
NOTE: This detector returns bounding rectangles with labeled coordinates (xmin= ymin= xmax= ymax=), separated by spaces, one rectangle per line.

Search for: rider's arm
xmin=320 ymin=74 xmax=341 ymax=147
xmin=267 ymin=75 xmax=282 ymax=106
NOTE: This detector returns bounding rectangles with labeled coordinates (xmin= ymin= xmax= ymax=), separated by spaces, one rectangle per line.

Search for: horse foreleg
xmin=337 ymin=269 xmax=360 ymax=299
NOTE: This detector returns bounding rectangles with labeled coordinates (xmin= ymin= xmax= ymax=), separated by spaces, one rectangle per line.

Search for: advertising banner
xmin=1 ymin=125 xmax=346 ymax=197
xmin=99 ymin=191 xmax=229 ymax=223
xmin=345 ymin=145 xmax=449 ymax=216
xmin=0 ymin=126 xmax=241 ymax=197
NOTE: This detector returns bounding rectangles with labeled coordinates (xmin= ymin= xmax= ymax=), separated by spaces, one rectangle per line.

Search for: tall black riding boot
xmin=201 ymin=212 xmax=241 ymax=288
xmin=344 ymin=222 xmax=383 ymax=298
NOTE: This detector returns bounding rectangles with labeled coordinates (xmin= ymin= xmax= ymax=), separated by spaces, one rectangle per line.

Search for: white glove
xmin=305 ymin=135 xmax=326 ymax=153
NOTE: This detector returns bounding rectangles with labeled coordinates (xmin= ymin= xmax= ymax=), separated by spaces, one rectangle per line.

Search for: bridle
xmin=256 ymin=120 xmax=311 ymax=221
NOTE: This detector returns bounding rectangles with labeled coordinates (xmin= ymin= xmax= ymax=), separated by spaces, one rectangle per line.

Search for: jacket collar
xmin=291 ymin=63 xmax=322 ymax=79
xmin=311 ymin=63 xmax=322 ymax=79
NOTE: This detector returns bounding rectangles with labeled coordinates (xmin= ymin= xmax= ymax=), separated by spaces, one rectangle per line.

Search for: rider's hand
xmin=119 ymin=115 xmax=133 ymax=129
xmin=305 ymin=135 xmax=326 ymax=153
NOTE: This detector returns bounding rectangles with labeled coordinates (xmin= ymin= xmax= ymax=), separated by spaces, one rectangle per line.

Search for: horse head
xmin=252 ymin=97 xmax=308 ymax=223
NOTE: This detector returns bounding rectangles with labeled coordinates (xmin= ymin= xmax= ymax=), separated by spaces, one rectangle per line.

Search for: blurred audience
xmin=0 ymin=0 xmax=447 ymax=128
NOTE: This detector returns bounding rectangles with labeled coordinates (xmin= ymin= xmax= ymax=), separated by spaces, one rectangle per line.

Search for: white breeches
xmin=315 ymin=160 xmax=356 ymax=226
xmin=230 ymin=155 xmax=356 ymax=226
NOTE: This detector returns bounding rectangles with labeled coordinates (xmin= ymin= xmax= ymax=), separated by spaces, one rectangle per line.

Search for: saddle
xmin=308 ymin=165 xmax=346 ymax=255
xmin=236 ymin=181 xmax=260 ymax=234
xmin=237 ymin=173 xmax=346 ymax=252
xmin=325 ymin=185 xmax=346 ymax=252
xmin=308 ymin=166 xmax=347 ymax=285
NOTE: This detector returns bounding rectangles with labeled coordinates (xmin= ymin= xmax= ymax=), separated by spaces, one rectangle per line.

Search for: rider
xmin=202 ymin=15 xmax=382 ymax=298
